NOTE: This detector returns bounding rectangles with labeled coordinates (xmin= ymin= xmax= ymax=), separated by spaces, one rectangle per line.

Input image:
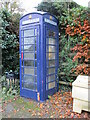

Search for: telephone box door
xmin=20 ymin=25 xmax=40 ymax=100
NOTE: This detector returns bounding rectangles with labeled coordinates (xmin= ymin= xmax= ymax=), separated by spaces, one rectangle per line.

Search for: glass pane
xmin=21 ymin=46 xmax=23 ymax=51
xmin=24 ymin=60 xmax=34 ymax=66
xmin=35 ymin=68 xmax=37 ymax=75
xmin=48 ymin=31 xmax=55 ymax=37
xmin=24 ymin=45 xmax=34 ymax=51
xmin=35 ymin=52 xmax=37 ymax=59
xmin=22 ymin=74 xmax=23 ymax=79
xmin=35 ymin=44 xmax=37 ymax=51
xmin=24 ymin=53 xmax=34 ymax=59
xmin=21 ymin=61 xmax=23 ymax=66
xmin=24 ymin=37 xmax=34 ymax=44
xmin=48 ymin=45 xmax=55 ymax=52
xmin=21 ymin=68 xmax=23 ymax=75
xmin=47 ymin=46 xmax=56 ymax=52
xmin=21 ymin=38 xmax=23 ymax=45
xmin=21 ymin=31 xmax=23 ymax=37
xmin=48 ymin=53 xmax=55 ymax=59
xmin=35 ymin=29 xmax=37 ymax=36
xmin=49 ymin=38 xmax=55 ymax=45
xmin=46 ymin=53 xmax=48 ymax=59
xmin=24 ymin=68 xmax=34 ymax=75
xmin=24 ymin=83 xmax=35 ymax=90
xmin=48 ymin=75 xmax=55 ymax=82
xmin=48 ymin=81 xmax=55 ymax=89
xmin=22 ymin=81 xmax=24 ymax=88
xmin=46 ymin=46 xmax=48 ymax=52
xmin=24 ymin=29 xmax=34 ymax=37
xmin=35 ymin=76 xmax=37 ymax=83
xmin=48 ymin=68 xmax=55 ymax=74
xmin=48 ymin=60 xmax=55 ymax=67
xmin=34 ymin=84 xmax=37 ymax=91
xmin=46 ymin=77 xmax=48 ymax=83
xmin=46 ymin=84 xmax=48 ymax=90
xmin=35 ymin=37 xmax=37 ymax=44
xmin=35 ymin=61 xmax=37 ymax=67
xmin=24 ymin=75 xmax=34 ymax=83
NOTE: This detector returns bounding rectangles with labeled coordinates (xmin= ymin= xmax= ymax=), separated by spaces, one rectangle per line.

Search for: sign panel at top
xmin=22 ymin=18 xmax=39 ymax=25
xmin=44 ymin=18 xmax=57 ymax=26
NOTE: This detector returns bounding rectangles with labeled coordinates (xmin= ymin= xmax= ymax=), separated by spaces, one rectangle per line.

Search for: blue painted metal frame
xmin=20 ymin=25 xmax=40 ymax=100
xmin=44 ymin=23 xmax=59 ymax=100
xmin=19 ymin=12 xmax=59 ymax=101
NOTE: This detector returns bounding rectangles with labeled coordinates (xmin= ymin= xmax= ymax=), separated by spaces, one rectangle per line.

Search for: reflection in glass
xmin=47 ymin=46 xmax=56 ymax=52
xmin=21 ymin=68 xmax=23 ymax=75
xmin=35 ymin=68 xmax=37 ymax=75
xmin=48 ymin=31 xmax=55 ymax=37
xmin=24 ymin=45 xmax=34 ymax=51
xmin=22 ymin=81 xmax=24 ymax=88
xmin=35 ymin=29 xmax=37 ymax=36
xmin=46 ymin=77 xmax=48 ymax=83
xmin=48 ymin=75 xmax=55 ymax=82
xmin=21 ymin=61 xmax=23 ymax=66
xmin=21 ymin=46 xmax=23 ymax=51
xmin=34 ymin=84 xmax=37 ymax=91
xmin=24 ymin=37 xmax=34 ymax=44
xmin=24 ymin=75 xmax=34 ymax=83
xmin=21 ymin=38 xmax=23 ymax=45
xmin=24 ymin=53 xmax=34 ymax=59
xmin=48 ymin=53 xmax=55 ymax=59
xmin=24 ymin=83 xmax=35 ymax=90
xmin=46 ymin=46 xmax=48 ymax=52
xmin=24 ymin=29 xmax=34 ymax=37
xmin=35 ymin=52 xmax=37 ymax=59
xmin=35 ymin=61 xmax=37 ymax=67
xmin=48 ymin=60 xmax=55 ymax=67
xmin=35 ymin=44 xmax=37 ymax=51
xmin=21 ymin=31 xmax=23 ymax=37
xmin=49 ymin=46 xmax=55 ymax=52
xmin=49 ymin=38 xmax=55 ymax=45
xmin=24 ymin=68 xmax=34 ymax=75
xmin=48 ymin=81 xmax=55 ymax=89
xmin=24 ymin=60 xmax=34 ymax=66
xmin=35 ymin=37 xmax=37 ymax=44
xmin=35 ymin=76 xmax=37 ymax=83
xmin=46 ymin=53 xmax=48 ymax=59
xmin=46 ymin=84 xmax=48 ymax=90
xmin=48 ymin=68 xmax=55 ymax=74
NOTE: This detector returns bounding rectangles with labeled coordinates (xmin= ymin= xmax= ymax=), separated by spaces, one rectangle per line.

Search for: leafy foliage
xmin=66 ymin=8 xmax=90 ymax=75
xmin=0 ymin=0 xmax=23 ymax=74
xmin=37 ymin=1 xmax=79 ymax=82
xmin=1 ymin=8 xmax=20 ymax=74
xmin=0 ymin=1 xmax=23 ymax=99
xmin=37 ymin=1 xmax=79 ymax=34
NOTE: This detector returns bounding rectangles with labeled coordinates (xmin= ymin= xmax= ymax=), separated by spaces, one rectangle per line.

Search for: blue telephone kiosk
xmin=19 ymin=11 xmax=59 ymax=101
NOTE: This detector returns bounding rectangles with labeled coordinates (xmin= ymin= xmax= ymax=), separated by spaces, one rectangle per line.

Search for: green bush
xmin=0 ymin=8 xmax=20 ymax=74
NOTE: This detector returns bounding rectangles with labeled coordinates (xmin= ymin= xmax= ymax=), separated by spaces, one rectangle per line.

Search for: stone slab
xmin=72 ymin=75 xmax=90 ymax=113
